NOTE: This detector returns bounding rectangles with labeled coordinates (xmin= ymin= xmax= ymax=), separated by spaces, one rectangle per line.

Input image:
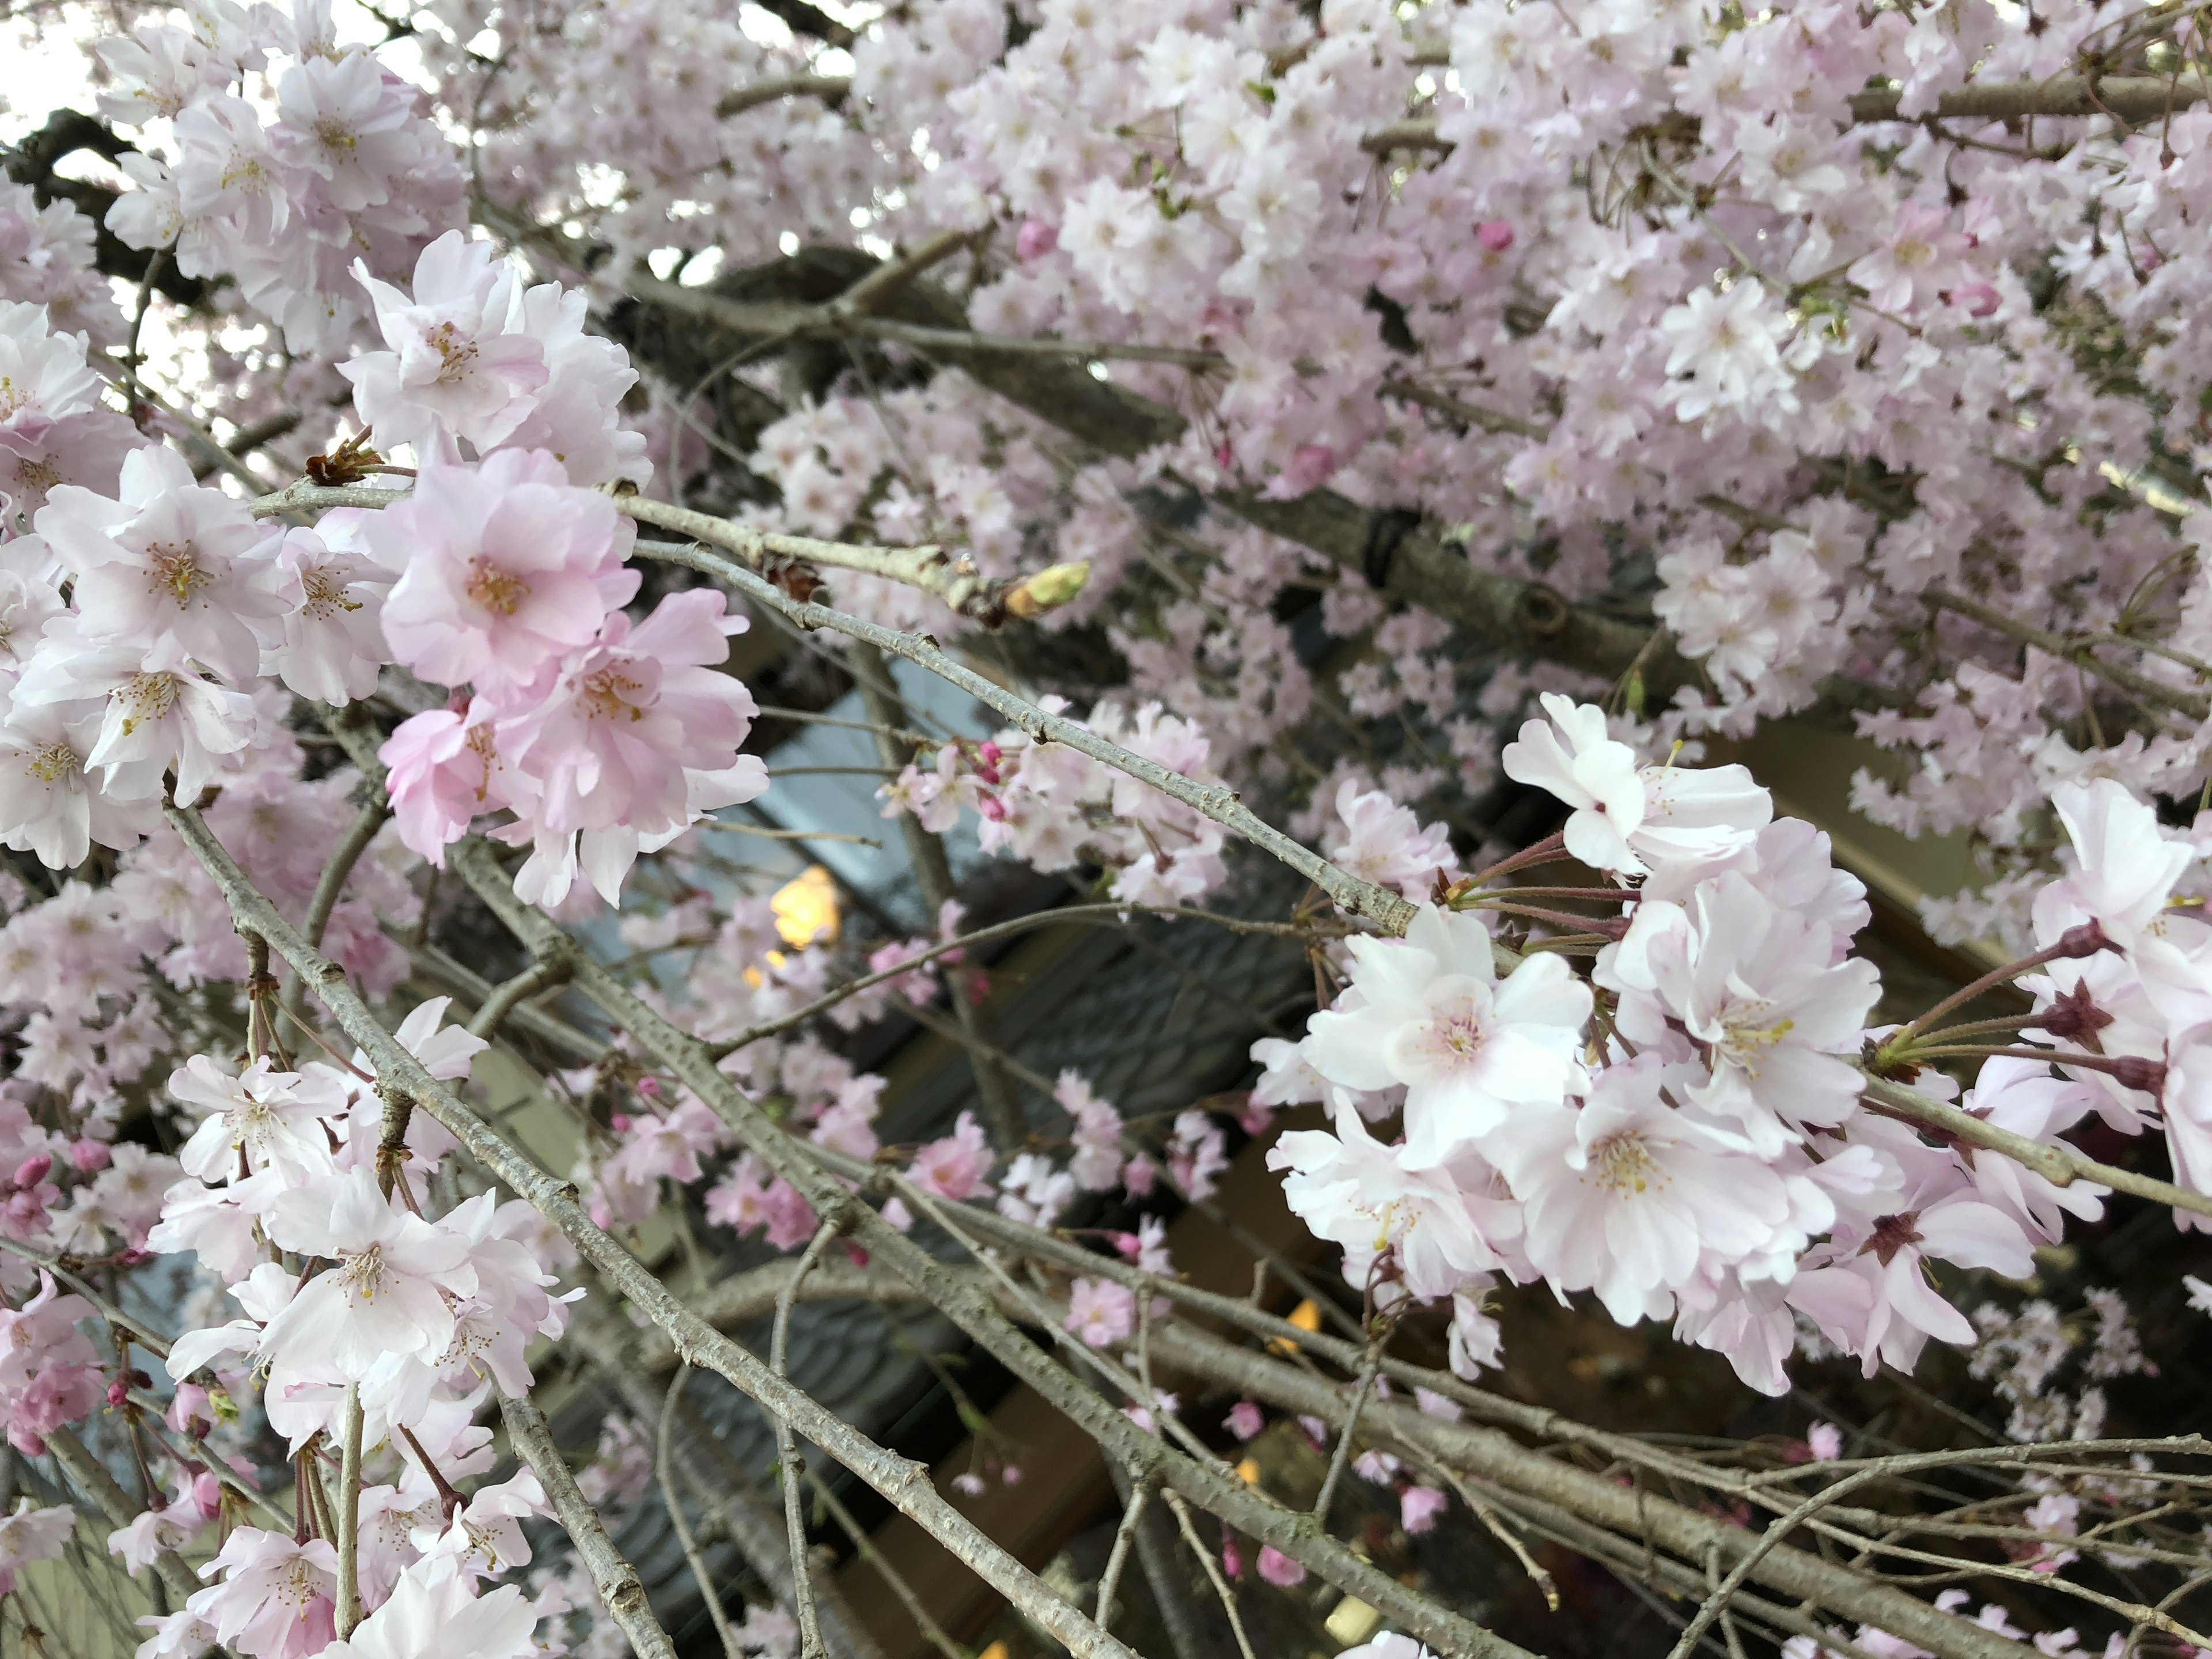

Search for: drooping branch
xmin=1859 ymin=1074 xmax=2212 ymax=1219
xmin=1925 ymin=586 xmax=2211 ymax=723
xmin=446 ymin=839 xmax=1529 ymax=1657
xmin=165 ymin=804 xmax=1148 ymax=1659
xmin=248 ymin=481 xmax=1090 ymax=630
xmin=499 ymin=1389 xmax=681 ymax=1659
xmin=631 ymin=536 xmax=1421 ymax=932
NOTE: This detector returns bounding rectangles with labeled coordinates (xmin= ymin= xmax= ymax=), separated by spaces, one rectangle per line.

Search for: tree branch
xmin=500 ymin=1388 xmax=681 ymax=1659
xmin=630 ymin=536 xmax=1419 ymax=933
xmin=165 ymin=802 xmax=1146 ymax=1659
xmin=1361 ymin=77 xmax=2212 ymax=156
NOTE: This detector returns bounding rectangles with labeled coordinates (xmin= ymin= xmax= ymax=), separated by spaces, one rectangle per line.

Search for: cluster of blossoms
xmin=1263 ymin=697 xmax=2196 ymax=1396
xmin=96 ymin=0 xmax=467 ymax=353
xmin=6 ymin=0 xmax=2212 ymax=1650
xmin=130 ymin=1005 xmax=569 ymax=1659
xmin=884 ymin=700 xmax=1231 ymax=907
xmin=358 ymin=0 xmax=2212 ymax=951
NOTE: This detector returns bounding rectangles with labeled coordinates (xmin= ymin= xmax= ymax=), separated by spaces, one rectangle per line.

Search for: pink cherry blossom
xmin=1302 ymin=904 xmax=1590 ymax=1168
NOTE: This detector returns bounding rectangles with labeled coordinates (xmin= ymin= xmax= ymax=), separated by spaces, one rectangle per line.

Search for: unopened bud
xmin=608 ymin=1112 xmax=632 ymax=1134
xmin=107 ymin=1381 xmax=128 ymax=1407
xmin=13 ymin=1154 xmax=52 ymax=1190
xmin=2110 ymin=1055 xmax=2168 ymax=1097
xmin=1476 ymin=218 xmax=1516 ymax=252
xmin=2055 ymin=920 xmax=2117 ymax=959
xmin=70 ymin=1139 xmax=112 ymax=1174
xmin=1003 ymin=561 xmax=1091 ymax=620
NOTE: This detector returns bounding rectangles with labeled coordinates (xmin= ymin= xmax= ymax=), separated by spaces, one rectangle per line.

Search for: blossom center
xmin=300 ymin=565 xmax=363 ymax=620
xmin=428 ymin=321 xmax=482 ymax=384
xmin=335 ymin=1243 xmax=393 ymax=1304
xmin=578 ymin=664 xmax=650 ymax=722
xmin=465 ymin=559 xmax=529 ymax=615
xmin=26 ymin=741 xmax=81 ymax=786
xmin=115 ymin=672 xmax=181 ymax=736
xmin=146 ymin=541 xmax=213 ymax=607
xmin=1587 ymin=1131 xmax=1659 ymax=1195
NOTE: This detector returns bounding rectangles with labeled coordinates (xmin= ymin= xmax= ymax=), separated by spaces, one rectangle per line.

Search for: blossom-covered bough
xmin=12 ymin=1 xmax=2212 ymax=1657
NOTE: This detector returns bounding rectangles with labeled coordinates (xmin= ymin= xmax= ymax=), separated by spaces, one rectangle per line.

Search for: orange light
xmin=1236 ymin=1458 xmax=1262 ymax=1486
xmin=771 ymin=865 xmax=839 ymax=947
xmin=978 ymin=1645 xmax=1010 ymax=1659
xmin=1269 ymin=1298 xmax=1323 ymax=1355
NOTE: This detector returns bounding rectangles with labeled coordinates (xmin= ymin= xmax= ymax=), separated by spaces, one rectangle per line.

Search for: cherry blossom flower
xmin=172 ymin=1054 xmax=346 ymax=1182
xmin=909 ymin=1111 xmax=994 ymax=1200
xmin=1065 ymin=1277 xmax=1136 ymax=1347
xmin=257 ymin=1169 xmax=477 ymax=1379
xmin=1330 ymin=779 xmax=1460 ymax=902
xmin=341 ymin=232 xmax=548 ymax=457
xmin=1302 ymin=903 xmax=1590 ymax=1168
xmin=1502 ymin=695 xmax=1770 ymax=877
xmin=37 ymin=445 xmax=285 ymax=684
xmin=0 ymin=1500 xmax=73 ymax=1594
xmin=192 ymin=1529 xmax=339 ymax=1659
xmin=369 ymin=449 xmax=638 ymax=692
xmin=1485 ymin=1055 xmax=1800 ymax=1324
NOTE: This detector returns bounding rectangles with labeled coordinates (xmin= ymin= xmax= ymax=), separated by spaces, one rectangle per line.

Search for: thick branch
xmin=1 ymin=108 xmax=207 ymax=305
xmin=43 ymin=1425 xmax=198 ymax=1601
xmin=624 ymin=266 xmax=1707 ymax=700
xmin=716 ymin=75 xmax=851 ymax=120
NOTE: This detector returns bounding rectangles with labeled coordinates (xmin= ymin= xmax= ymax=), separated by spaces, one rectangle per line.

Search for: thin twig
xmin=657 ymin=1364 xmax=746 ymax=1659
xmin=773 ymin=1221 xmax=844 ymax=1659
xmin=1161 ymin=1488 xmax=1259 ymax=1659
xmin=1096 ymin=1480 xmax=1150 ymax=1627
xmin=171 ymin=804 xmax=1150 ymax=1659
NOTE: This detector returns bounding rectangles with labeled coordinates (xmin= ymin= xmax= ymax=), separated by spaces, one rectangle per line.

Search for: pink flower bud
xmin=1224 ymin=1400 xmax=1265 ymax=1441
xmin=1221 ymin=1535 xmax=1245 ymax=1580
xmin=169 ymin=1383 xmax=214 ymax=1438
xmin=2111 ymin=1055 xmax=2167 ymax=1097
xmin=978 ymin=741 xmax=1002 ymax=767
xmin=1257 ymin=1546 xmax=1306 ymax=1587
xmin=1952 ymin=281 xmax=2001 ymax=318
xmin=13 ymin=1154 xmax=52 ymax=1190
xmin=70 ymin=1140 xmax=112 ymax=1174
xmin=635 ymin=1076 xmax=661 ymax=1097
xmin=2055 ymin=920 xmax=2116 ymax=959
xmin=609 ymin=1112 xmax=633 ymax=1133
xmin=999 ymin=1464 xmax=1022 ymax=1487
xmin=1016 ymin=219 xmax=1059 ymax=261
xmin=107 ymin=1381 xmax=129 ymax=1407
xmin=1476 ymin=218 xmax=1515 ymax=252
